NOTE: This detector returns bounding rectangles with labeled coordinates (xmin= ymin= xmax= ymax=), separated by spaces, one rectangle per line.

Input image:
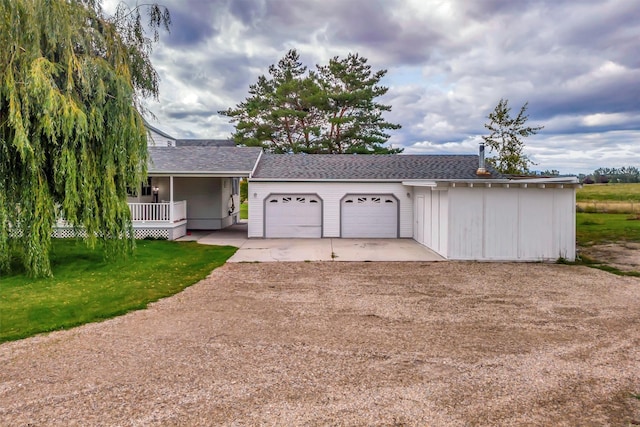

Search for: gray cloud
xmin=159 ymin=1 xmax=221 ymax=47
xmin=106 ymin=0 xmax=640 ymax=174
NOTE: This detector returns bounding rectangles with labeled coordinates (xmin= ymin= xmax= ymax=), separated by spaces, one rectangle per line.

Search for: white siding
xmin=448 ymin=188 xmax=484 ymax=259
xmin=412 ymin=188 xmax=448 ymax=257
xmin=553 ymin=188 xmax=576 ymax=260
xmin=447 ymin=186 xmax=576 ymax=261
xmin=147 ymin=128 xmax=175 ymax=147
xmin=433 ymin=190 xmax=448 ymax=256
xmin=484 ymin=188 xmax=518 ymax=259
xmin=518 ymin=189 xmax=553 ymax=259
xmin=248 ymin=182 xmax=413 ymax=238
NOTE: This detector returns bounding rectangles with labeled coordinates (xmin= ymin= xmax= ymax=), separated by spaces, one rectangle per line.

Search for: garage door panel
xmin=342 ymin=195 xmax=398 ymax=238
xmin=265 ymin=195 xmax=322 ymax=238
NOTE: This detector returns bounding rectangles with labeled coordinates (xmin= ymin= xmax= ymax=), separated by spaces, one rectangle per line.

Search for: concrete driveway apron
xmin=187 ymin=223 xmax=444 ymax=262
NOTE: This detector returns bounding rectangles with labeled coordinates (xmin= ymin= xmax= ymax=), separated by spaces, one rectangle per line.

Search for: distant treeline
xmin=578 ymin=167 xmax=640 ymax=184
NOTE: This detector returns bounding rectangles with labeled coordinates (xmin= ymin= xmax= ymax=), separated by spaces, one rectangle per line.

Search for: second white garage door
xmin=265 ymin=194 xmax=322 ymax=238
xmin=341 ymin=194 xmax=398 ymax=238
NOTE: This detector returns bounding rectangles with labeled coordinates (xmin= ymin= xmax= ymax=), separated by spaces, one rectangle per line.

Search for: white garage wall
xmin=248 ymin=181 xmax=413 ymax=238
xmin=484 ymin=188 xmax=519 ymax=259
xmin=412 ymin=187 xmax=448 ymax=257
xmin=447 ymin=186 xmax=576 ymax=261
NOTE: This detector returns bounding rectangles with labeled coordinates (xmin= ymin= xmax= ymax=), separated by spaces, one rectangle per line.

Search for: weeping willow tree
xmin=0 ymin=0 xmax=170 ymax=277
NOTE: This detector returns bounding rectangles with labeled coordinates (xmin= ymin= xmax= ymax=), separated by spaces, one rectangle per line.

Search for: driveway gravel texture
xmin=1 ymin=261 xmax=640 ymax=426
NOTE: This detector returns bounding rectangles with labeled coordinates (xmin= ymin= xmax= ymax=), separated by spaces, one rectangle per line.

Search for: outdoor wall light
xmin=254 ymin=192 xmax=257 ymax=198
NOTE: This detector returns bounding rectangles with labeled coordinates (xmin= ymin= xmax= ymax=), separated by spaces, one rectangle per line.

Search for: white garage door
xmin=341 ymin=195 xmax=398 ymax=238
xmin=265 ymin=194 xmax=322 ymax=238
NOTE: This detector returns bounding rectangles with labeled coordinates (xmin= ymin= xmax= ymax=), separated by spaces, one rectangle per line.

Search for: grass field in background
xmin=577 ymin=183 xmax=640 ymax=201
xmin=240 ymin=202 xmax=248 ymax=220
xmin=577 ymin=183 xmax=640 ymax=213
xmin=0 ymin=240 xmax=236 ymax=343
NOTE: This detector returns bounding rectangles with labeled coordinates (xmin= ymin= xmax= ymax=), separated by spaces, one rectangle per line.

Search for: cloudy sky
xmin=104 ymin=0 xmax=639 ymax=174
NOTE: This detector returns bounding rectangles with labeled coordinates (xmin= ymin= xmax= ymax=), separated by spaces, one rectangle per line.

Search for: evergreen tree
xmin=0 ymin=0 xmax=170 ymax=277
xmin=482 ymin=99 xmax=543 ymax=174
xmin=221 ymin=49 xmax=401 ymax=154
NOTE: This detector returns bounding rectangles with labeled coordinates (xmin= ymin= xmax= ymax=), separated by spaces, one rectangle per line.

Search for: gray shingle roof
xmin=148 ymin=146 xmax=262 ymax=174
xmin=175 ymin=139 xmax=235 ymax=147
xmin=252 ymin=153 xmax=503 ymax=180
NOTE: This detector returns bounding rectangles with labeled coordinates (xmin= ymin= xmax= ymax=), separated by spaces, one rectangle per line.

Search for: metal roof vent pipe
xmin=476 ymin=142 xmax=491 ymax=177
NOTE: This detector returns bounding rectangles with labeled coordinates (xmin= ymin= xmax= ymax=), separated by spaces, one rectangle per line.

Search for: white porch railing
xmin=172 ymin=200 xmax=187 ymax=222
xmin=128 ymin=201 xmax=187 ymax=223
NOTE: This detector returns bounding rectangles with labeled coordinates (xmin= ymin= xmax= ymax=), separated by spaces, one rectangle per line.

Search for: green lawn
xmin=240 ymin=202 xmax=248 ymax=220
xmin=0 ymin=239 xmax=236 ymax=343
xmin=576 ymin=213 xmax=640 ymax=246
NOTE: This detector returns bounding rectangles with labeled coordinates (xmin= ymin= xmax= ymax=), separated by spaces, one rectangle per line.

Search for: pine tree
xmin=221 ymin=49 xmax=401 ymax=154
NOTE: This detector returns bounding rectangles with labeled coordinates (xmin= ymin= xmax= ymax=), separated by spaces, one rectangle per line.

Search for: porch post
xmin=169 ymin=175 xmax=174 ymax=223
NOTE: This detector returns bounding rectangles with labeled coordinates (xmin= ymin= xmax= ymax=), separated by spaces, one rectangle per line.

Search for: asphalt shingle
xmin=252 ymin=153 xmax=502 ymax=180
xmin=148 ymin=146 xmax=262 ymax=174
xmin=174 ymin=139 xmax=235 ymax=147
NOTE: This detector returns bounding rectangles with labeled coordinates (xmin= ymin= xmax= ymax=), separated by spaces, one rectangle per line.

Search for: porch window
xmin=127 ymin=177 xmax=152 ymax=197
xmin=141 ymin=177 xmax=152 ymax=196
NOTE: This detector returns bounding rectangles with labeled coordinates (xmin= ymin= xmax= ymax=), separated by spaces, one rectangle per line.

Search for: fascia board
xmin=148 ymin=171 xmax=253 ymax=177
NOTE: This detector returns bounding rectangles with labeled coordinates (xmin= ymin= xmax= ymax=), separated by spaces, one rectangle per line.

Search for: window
xmin=141 ymin=177 xmax=152 ymax=196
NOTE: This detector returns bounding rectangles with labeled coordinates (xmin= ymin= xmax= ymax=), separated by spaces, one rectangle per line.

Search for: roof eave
xmin=249 ymin=177 xmax=409 ymax=182
xmin=149 ymin=170 xmax=254 ymax=177
xmin=403 ymin=177 xmax=581 ymax=188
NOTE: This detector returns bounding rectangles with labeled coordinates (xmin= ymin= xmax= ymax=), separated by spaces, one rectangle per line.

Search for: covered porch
xmin=138 ymin=145 xmax=262 ymax=239
xmin=126 ymin=173 xmax=191 ymax=240
xmin=128 ymin=197 xmax=188 ymax=241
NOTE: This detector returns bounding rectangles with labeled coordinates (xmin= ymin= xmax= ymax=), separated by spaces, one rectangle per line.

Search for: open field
xmin=1 ymin=262 xmax=639 ymax=426
xmin=577 ymin=183 xmax=640 ymax=213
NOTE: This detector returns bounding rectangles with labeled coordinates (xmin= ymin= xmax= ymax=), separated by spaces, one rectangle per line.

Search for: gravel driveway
xmin=1 ymin=262 xmax=640 ymax=426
